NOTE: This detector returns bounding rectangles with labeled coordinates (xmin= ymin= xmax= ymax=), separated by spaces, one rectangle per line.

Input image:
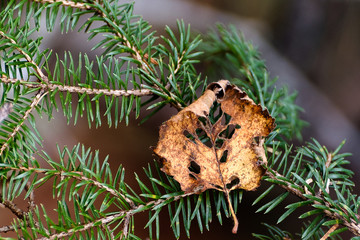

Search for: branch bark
xmin=1 ymin=77 xmax=153 ymax=97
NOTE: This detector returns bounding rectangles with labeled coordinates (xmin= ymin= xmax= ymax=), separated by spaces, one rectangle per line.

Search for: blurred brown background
xmin=2 ymin=0 xmax=360 ymax=239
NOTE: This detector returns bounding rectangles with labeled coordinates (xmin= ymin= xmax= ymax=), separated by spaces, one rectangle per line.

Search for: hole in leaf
xmin=212 ymin=184 xmax=223 ymax=190
xmin=198 ymin=116 xmax=208 ymax=126
xmin=226 ymin=177 xmax=240 ymax=189
xmin=220 ymin=112 xmax=232 ymax=126
xmin=183 ymin=130 xmax=196 ymax=144
xmin=216 ymin=88 xmax=224 ymax=99
xmin=220 ymin=150 xmax=228 ymax=163
xmin=189 ymin=173 xmax=197 ymax=179
xmin=195 ymin=128 xmax=212 ymax=148
xmin=220 ymin=124 xmax=240 ymax=140
xmin=215 ymin=138 xmax=224 ymax=149
xmin=209 ymin=101 xmax=223 ymax=124
xmin=188 ymin=161 xmax=201 ymax=174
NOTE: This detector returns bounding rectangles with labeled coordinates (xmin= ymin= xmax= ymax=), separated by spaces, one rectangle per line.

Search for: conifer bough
xmin=0 ymin=0 xmax=359 ymax=239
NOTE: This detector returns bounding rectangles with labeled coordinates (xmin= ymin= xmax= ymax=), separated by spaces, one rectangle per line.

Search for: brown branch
xmin=1 ymin=77 xmax=153 ymax=97
xmin=101 ymin=223 xmax=115 ymax=240
xmin=264 ymin=168 xmax=305 ymax=200
xmin=2 ymin=165 xmax=194 ymax=239
xmin=0 ymin=193 xmax=27 ymax=219
xmin=0 ymin=224 xmax=17 ymax=233
xmin=0 ymin=31 xmax=48 ymax=84
xmin=0 ymin=91 xmax=47 ymax=155
xmin=35 ymin=211 xmax=125 ymax=240
xmin=320 ymin=224 xmax=339 ymax=240
xmin=25 ymin=182 xmax=36 ymax=212
xmin=35 ymin=192 xmax=194 ymax=240
xmin=0 ymin=182 xmax=42 ymax=234
xmin=120 ymin=213 xmax=131 ymax=239
xmin=325 ymin=153 xmax=332 ymax=168
xmin=33 ymin=0 xmax=90 ymax=10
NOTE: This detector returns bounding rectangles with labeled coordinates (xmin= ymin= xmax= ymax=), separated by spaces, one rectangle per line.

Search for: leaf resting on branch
xmin=154 ymin=80 xmax=275 ymax=233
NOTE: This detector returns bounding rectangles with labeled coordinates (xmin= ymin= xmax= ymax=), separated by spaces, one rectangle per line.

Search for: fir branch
xmin=33 ymin=0 xmax=91 ymax=10
xmin=0 ymin=30 xmax=48 ymax=83
xmin=265 ymin=166 xmax=305 ymax=199
xmin=31 ymin=0 xmax=151 ymax=74
xmin=0 ymin=90 xmax=46 ymax=152
xmin=0 ymin=181 xmax=41 ymax=234
xmin=0 ymin=91 xmax=47 ymax=155
xmin=70 ymin=171 xmax=136 ymax=208
xmin=5 ymin=165 xmax=135 ymax=208
xmin=1 ymin=77 xmax=153 ymax=97
xmin=35 ymin=212 xmax=125 ymax=240
xmin=263 ymin=160 xmax=360 ymax=236
xmin=33 ymin=192 xmax=193 ymax=240
xmin=0 ymin=23 xmax=49 ymax=155
xmin=29 ymin=0 xmax=184 ymax=110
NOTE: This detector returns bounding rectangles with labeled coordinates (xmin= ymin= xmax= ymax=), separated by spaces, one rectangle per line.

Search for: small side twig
xmin=120 ymin=213 xmax=131 ymax=239
xmin=0 ymin=193 xmax=27 ymax=219
xmin=0 ymin=224 xmax=17 ymax=233
xmin=25 ymin=182 xmax=36 ymax=213
xmin=325 ymin=153 xmax=332 ymax=168
xmin=0 ymin=90 xmax=47 ymax=155
xmin=0 ymin=29 xmax=49 ymax=155
xmin=0 ymin=31 xmax=48 ymax=84
xmin=320 ymin=224 xmax=339 ymax=240
xmin=101 ymin=223 xmax=115 ymax=240
xmin=33 ymin=0 xmax=90 ymax=10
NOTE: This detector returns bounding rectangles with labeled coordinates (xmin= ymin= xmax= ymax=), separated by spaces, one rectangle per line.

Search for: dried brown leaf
xmin=154 ymin=80 xmax=276 ymax=233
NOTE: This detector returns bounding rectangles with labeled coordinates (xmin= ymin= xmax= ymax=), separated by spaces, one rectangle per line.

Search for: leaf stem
xmin=226 ymin=190 xmax=239 ymax=234
xmin=209 ymin=116 xmax=239 ymax=234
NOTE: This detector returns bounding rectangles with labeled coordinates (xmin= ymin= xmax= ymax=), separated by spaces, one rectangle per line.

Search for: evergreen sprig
xmin=255 ymin=139 xmax=360 ymax=239
xmin=0 ymin=0 xmax=359 ymax=239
